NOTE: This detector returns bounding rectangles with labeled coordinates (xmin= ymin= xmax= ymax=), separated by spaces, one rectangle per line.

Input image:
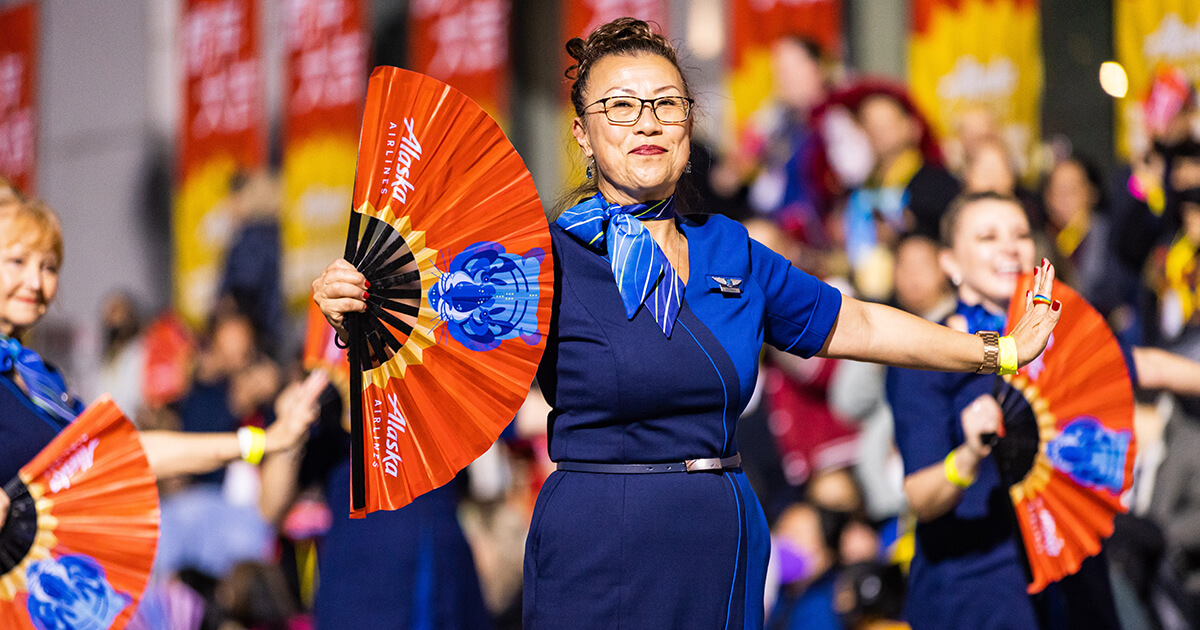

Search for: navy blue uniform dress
xmin=1 ymin=369 xmax=77 ymax=483
xmin=888 ymin=303 xmax=1128 ymax=630
xmin=524 ymin=214 xmax=842 ymax=629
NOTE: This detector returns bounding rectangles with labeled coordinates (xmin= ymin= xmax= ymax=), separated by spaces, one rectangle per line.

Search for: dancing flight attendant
xmin=313 ymin=19 xmax=1062 ymax=629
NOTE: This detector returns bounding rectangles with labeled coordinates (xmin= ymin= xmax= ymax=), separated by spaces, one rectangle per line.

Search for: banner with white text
xmin=281 ymin=0 xmax=368 ymax=312
xmin=0 ymin=2 xmax=37 ymax=194
xmin=175 ymin=0 xmax=266 ymax=325
xmin=1115 ymin=0 xmax=1200 ymax=158
xmin=909 ymin=0 xmax=1043 ymax=175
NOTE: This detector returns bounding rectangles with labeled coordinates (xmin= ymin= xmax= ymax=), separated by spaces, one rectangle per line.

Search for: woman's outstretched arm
xmin=820 ymin=260 xmax=1061 ymax=372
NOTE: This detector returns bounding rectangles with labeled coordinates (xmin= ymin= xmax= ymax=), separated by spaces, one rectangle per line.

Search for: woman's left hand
xmin=1007 ymin=258 xmax=1062 ymax=369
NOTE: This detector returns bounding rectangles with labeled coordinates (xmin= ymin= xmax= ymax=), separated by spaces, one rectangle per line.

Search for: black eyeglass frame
xmin=582 ymin=95 xmax=695 ymax=125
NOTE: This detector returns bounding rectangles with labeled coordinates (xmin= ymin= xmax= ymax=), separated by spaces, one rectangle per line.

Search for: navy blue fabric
xmin=178 ymin=379 xmax=240 ymax=486
xmin=527 ymin=214 xmax=841 ymax=629
xmin=767 ymin=571 xmax=842 ymax=630
xmin=0 ymin=374 xmax=64 ymax=482
xmin=300 ymin=398 xmax=491 ymax=630
xmin=887 ymin=303 xmax=1035 ymax=629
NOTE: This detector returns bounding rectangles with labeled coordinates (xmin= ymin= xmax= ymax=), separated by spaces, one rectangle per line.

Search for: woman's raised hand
xmin=1007 ymin=258 xmax=1062 ymax=369
xmin=312 ymin=259 xmax=368 ymax=334
xmin=265 ymin=369 xmax=329 ymax=455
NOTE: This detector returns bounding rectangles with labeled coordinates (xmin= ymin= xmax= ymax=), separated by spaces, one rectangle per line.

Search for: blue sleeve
xmin=750 ymin=239 xmax=842 ymax=358
xmin=886 ymin=366 xmax=957 ymax=476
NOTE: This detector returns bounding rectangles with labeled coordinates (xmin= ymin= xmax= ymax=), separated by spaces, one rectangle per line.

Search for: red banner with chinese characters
xmin=281 ymin=0 xmax=368 ymax=312
xmin=175 ymin=0 xmax=266 ymax=325
xmin=0 ymin=2 xmax=37 ymax=194
xmin=727 ymin=0 xmax=841 ymax=139
xmin=409 ymin=0 xmax=510 ymax=123
xmin=559 ymin=0 xmax=670 ymax=187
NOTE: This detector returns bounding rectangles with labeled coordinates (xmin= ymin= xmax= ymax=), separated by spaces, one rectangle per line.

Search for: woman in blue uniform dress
xmin=312 ymin=19 xmax=1063 ymax=629
xmin=887 ymin=191 xmax=1120 ymax=629
xmin=0 ymin=194 xmax=323 ymax=535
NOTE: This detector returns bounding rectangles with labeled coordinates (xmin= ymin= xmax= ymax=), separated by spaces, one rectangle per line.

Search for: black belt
xmin=556 ymin=453 xmax=742 ymax=474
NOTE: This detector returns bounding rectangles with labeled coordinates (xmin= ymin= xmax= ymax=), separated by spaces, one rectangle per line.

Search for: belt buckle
xmin=684 ymin=457 xmax=721 ymax=472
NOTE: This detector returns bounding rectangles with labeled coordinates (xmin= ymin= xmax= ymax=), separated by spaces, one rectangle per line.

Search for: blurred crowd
xmin=13 ymin=34 xmax=1200 ymax=630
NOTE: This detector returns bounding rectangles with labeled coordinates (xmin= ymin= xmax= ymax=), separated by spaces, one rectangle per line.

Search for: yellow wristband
xmin=237 ymin=426 xmax=266 ymax=465
xmin=998 ymin=335 xmax=1018 ymax=376
xmin=944 ymin=450 xmax=974 ymax=488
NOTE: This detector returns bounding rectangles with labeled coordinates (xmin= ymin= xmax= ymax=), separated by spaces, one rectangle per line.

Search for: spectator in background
xmin=768 ymin=502 xmax=846 ymax=630
xmin=219 ymin=169 xmax=284 ymax=357
xmin=97 ymin=290 xmax=146 ymax=418
xmin=715 ymin=36 xmax=838 ymax=243
xmin=215 ymin=561 xmax=310 ymax=630
xmin=1041 ymin=155 xmax=1133 ymax=316
xmin=258 ymin=382 xmax=493 ymax=629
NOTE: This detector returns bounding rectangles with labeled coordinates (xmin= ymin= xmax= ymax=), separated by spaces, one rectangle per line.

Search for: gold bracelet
xmin=944 ymin=450 xmax=974 ymax=488
xmin=974 ymin=331 xmax=1000 ymax=374
xmin=998 ymin=335 xmax=1018 ymax=375
xmin=237 ymin=427 xmax=267 ymax=465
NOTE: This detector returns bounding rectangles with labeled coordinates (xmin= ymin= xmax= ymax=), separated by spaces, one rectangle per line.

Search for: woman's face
xmin=0 ymin=238 xmax=59 ymax=336
xmin=572 ymin=53 xmax=691 ymax=205
xmin=1043 ymin=161 xmax=1094 ymax=228
xmin=963 ymin=144 xmax=1016 ymax=195
xmin=940 ymin=199 xmax=1035 ymax=311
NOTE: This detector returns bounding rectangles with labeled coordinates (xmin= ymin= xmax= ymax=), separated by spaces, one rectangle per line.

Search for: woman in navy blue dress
xmin=887 ymin=192 xmax=1124 ymax=629
xmin=0 ymin=195 xmax=324 ymax=535
xmin=312 ymin=19 xmax=1063 ymax=629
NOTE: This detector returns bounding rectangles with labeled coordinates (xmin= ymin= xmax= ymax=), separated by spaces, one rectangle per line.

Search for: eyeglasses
xmin=583 ymin=95 xmax=694 ymax=125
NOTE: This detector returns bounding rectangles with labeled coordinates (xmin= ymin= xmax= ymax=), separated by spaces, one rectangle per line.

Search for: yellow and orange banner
xmin=0 ymin=2 xmax=37 ymax=194
xmin=409 ymin=0 xmax=511 ymax=123
xmin=909 ymin=0 xmax=1042 ymax=174
xmin=281 ymin=0 xmax=368 ymax=312
xmin=727 ymin=0 xmax=841 ymax=139
xmin=1115 ymin=0 xmax=1200 ymax=158
xmin=559 ymin=1 xmax=670 ymax=187
xmin=175 ymin=0 xmax=265 ymax=325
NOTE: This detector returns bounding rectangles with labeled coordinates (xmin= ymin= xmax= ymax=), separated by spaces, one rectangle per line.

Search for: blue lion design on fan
xmin=1046 ymin=416 xmax=1131 ymax=494
xmin=25 ymin=554 xmax=132 ymax=630
xmin=428 ymin=241 xmax=544 ymax=352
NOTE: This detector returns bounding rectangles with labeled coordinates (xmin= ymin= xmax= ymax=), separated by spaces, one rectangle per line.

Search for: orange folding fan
xmin=341 ymin=67 xmax=552 ymax=517
xmin=997 ymin=277 xmax=1136 ymax=594
xmin=0 ymin=396 xmax=160 ymax=630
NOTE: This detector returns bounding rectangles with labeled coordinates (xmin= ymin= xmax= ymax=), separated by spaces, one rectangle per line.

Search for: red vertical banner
xmin=281 ymin=0 xmax=368 ymax=313
xmin=0 ymin=2 xmax=37 ymax=194
xmin=559 ymin=1 xmax=670 ymax=187
xmin=408 ymin=0 xmax=511 ymax=123
xmin=727 ymin=0 xmax=841 ymax=140
xmin=174 ymin=0 xmax=266 ymax=326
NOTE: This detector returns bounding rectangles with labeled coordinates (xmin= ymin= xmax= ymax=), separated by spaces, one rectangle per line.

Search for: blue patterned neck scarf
xmin=955 ymin=301 xmax=1007 ymax=335
xmin=557 ymin=193 xmax=683 ymax=336
xmin=0 ymin=333 xmax=81 ymax=428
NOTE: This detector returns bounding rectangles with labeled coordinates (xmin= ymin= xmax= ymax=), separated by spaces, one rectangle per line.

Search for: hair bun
xmin=563 ymin=18 xmax=686 ymax=116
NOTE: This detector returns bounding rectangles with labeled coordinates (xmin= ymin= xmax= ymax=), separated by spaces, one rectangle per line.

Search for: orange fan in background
xmin=996 ymin=277 xmax=1136 ymax=594
xmin=1 ymin=396 xmax=160 ymax=630
xmin=341 ymin=67 xmax=552 ymax=517
xmin=303 ymin=299 xmax=350 ymax=407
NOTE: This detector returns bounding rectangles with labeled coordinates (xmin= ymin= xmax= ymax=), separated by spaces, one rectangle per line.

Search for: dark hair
xmin=565 ymin=18 xmax=690 ymax=117
xmin=778 ymin=34 xmax=824 ymax=64
xmin=1044 ymin=154 xmax=1107 ymax=210
xmin=938 ymin=191 xmax=1024 ymax=248
xmin=554 ymin=18 xmax=693 ymax=220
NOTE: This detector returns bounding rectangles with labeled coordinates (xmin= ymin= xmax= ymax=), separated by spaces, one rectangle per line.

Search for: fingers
xmin=961 ymin=394 xmax=1002 ymax=456
xmin=1030 ymin=258 xmax=1056 ymax=312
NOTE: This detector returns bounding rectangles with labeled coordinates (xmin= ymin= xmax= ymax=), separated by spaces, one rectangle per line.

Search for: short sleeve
xmin=750 ymin=239 xmax=843 ymax=358
xmin=886 ymin=366 xmax=956 ymax=476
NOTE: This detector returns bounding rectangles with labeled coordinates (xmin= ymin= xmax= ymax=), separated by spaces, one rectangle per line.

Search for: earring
xmin=585 ymin=158 xmax=594 ymax=180
xmin=951 ymin=273 xmax=962 ymax=286
xmin=684 ymin=161 xmax=692 ymax=174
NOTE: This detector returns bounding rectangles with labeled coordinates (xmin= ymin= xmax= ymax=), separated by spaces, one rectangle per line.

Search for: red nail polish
xmin=365 ymin=280 xmax=371 ymax=289
xmin=363 ymin=291 xmax=370 ymax=299
xmin=1033 ymin=268 xmax=1038 ymax=276
xmin=1051 ymin=301 xmax=1061 ymax=312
